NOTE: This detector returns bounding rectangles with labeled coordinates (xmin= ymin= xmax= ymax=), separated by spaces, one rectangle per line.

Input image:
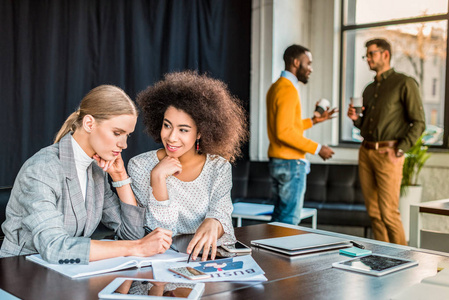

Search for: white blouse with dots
xmin=128 ymin=150 xmax=236 ymax=245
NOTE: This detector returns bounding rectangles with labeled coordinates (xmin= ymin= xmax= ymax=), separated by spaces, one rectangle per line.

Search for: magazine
xmin=152 ymin=255 xmax=267 ymax=283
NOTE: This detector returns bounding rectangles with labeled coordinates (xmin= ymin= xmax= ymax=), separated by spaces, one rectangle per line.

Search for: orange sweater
xmin=266 ymin=77 xmax=318 ymax=159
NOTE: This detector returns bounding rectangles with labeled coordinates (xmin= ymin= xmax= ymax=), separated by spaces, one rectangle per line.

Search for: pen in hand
xmin=143 ymin=226 xmax=179 ymax=253
xmin=187 ymin=245 xmax=195 ymax=263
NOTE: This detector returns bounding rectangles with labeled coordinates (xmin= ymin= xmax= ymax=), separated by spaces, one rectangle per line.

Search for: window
xmin=340 ymin=0 xmax=448 ymax=147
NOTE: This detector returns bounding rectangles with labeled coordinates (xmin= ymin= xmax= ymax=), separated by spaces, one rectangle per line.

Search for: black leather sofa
xmin=1 ymin=161 xmax=372 ymax=244
xmin=231 ymin=160 xmax=371 ymax=235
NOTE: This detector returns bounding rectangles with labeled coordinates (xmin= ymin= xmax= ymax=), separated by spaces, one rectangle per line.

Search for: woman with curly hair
xmin=129 ymin=71 xmax=248 ymax=261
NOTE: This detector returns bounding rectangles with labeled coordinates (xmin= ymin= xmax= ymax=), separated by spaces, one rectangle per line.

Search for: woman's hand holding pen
xmin=136 ymin=227 xmax=173 ymax=257
xmin=187 ymin=218 xmax=224 ymax=262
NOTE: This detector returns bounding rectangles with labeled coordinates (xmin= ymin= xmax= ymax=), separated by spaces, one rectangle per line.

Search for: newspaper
xmin=152 ymin=255 xmax=267 ymax=282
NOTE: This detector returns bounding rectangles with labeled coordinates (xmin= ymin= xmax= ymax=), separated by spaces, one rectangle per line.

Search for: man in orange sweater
xmin=267 ymin=44 xmax=337 ymax=224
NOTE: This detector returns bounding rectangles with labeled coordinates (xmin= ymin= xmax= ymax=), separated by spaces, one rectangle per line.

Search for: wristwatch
xmin=395 ymin=149 xmax=404 ymax=157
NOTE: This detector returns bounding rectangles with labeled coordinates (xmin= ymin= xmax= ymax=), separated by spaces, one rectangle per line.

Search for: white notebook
xmin=26 ymin=250 xmax=188 ymax=279
xmin=251 ymin=233 xmax=351 ymax=256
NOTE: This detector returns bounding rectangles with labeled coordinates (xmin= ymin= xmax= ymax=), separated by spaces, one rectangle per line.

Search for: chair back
xmin=0 ymin=186 xmax=12 ymax=243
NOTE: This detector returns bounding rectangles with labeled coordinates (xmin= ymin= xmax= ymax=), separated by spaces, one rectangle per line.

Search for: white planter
xmin=399 ymin=185 xmax=423 ymax=242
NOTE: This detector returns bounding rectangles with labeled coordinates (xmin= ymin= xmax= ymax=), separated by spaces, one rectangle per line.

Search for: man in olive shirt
xmin=347 ymin=38 xmax=425 ymax=245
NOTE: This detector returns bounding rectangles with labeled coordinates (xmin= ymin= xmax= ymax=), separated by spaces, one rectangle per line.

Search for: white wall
xmin=250 ymin=0 xmax=274 ymax=161
xmin=250 ymin=0 xmax=339 ymax=161
xmin=250 ymin=0 xmax=449 ymax=202
xmin=250 ymin=0 xmax=311 ymax=161
xmin=306 ymin=0 xmax=341 ymax=148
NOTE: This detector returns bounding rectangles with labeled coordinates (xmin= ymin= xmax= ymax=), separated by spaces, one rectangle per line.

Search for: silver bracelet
xmin=111 ymin=177 xmax=132 ymax=188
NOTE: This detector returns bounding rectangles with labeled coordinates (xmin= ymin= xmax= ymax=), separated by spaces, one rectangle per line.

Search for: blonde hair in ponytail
xmin=54 ymin=85 xmax=137 ymax=143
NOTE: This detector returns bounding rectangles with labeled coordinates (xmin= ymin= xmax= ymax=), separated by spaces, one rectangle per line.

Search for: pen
xmin=351 ymin=241 xmax=365 ymax=249
xmin=143 ymin=226 xmax=179 ymax=253
xmin=187 ymin=245 xmax=196 ymax=263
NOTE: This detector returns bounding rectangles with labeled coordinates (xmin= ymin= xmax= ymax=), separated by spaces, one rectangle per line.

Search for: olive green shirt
xmin=354 ymin=68 xmax=425 ymax=152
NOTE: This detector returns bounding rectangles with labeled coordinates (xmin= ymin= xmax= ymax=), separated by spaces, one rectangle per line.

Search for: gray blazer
xmin=0 ymin=134 xmax=145 ymax=264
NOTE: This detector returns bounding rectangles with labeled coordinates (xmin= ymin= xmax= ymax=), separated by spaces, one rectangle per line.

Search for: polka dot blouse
xmin=128 ymin=150 xmax=236 ymax=245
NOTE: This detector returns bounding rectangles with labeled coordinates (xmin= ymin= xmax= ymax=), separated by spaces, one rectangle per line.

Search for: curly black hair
xmin=137 ymin=71 xmax=248 ymax=162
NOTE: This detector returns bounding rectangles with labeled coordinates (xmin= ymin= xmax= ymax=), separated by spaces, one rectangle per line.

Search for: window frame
xmin=338 ymin=1 xmax=449 ymax=149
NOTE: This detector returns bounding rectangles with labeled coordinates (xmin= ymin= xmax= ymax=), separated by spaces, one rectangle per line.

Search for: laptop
xmin=251 ymin=233 xmax=352 ymax=256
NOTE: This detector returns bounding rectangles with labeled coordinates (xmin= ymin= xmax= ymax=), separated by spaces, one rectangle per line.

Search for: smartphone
xmin=216 ymin=246 xmax=237 ymax=258
xmin=220 ymin=241 xmax=252 ymax=253
xmin=169 ymin=266 xmax=211 ymax=280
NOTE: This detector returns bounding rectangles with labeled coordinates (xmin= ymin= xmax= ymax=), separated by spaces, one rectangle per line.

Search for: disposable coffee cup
xmin=350 ymin=97 xmax=363 ymax=116
xmin=315 ymin=98 xmax=330 ymax=116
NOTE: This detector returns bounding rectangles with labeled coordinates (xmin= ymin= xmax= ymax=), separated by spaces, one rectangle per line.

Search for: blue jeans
xmin=269 ymin=158 xmax=307 ymax=225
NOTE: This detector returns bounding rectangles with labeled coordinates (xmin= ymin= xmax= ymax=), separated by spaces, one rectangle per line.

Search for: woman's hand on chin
xmin=186 ymin=218 xmax=224 ymax=261
xmin=153 ymin=156 xmax=182 ymax=179
xmin=93 ymin=153 xmax=127 ymax=180
xmin=93 ymin=154 xmax=113 ymax=171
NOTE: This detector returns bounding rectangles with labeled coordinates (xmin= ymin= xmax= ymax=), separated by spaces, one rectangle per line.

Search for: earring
xmin=196 ymin=139 xmax=200 ymax=153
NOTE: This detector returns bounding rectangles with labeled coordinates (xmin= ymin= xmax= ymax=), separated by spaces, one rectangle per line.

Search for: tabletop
xmin=1 ymin=223 xmax=448 ymax=300
xmin=418 ymin=199 xmax=449 ymax=216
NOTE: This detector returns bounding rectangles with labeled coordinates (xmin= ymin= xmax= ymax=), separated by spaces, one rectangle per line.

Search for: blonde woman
xmin=0 ymin=85 xmax=172 ymax=264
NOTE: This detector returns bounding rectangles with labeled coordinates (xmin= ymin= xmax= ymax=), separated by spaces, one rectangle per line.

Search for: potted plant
xmin=399 ymin=133 xmax=431 ymax=241
xmin=401 ymin=133 xmax=431 ymax=195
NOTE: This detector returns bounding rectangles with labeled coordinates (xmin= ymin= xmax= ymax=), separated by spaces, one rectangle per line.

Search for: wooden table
xmin=1 ymin=223 xmax=448 ymax=300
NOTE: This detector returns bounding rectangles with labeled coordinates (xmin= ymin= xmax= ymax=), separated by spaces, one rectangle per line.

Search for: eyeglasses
xmin=362 ymin=50 xmax=384 ymax=60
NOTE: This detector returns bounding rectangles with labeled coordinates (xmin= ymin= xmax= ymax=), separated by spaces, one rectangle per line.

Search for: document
xmin=152 ymin=255 xmax=267 ymax=283
xmin=421 ymin=268 xmax=449 ymax=287
xmin=392 ymin=268 xmax=449 ymax=300
xmin=26 ymin=250 xmax=188 ymax=279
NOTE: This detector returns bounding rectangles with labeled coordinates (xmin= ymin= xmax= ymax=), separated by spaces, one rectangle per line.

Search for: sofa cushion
xmin=305 ymin=164 xmax=366 ymax=214
xmin=232 ymin=160 xmax=272 ymax=204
